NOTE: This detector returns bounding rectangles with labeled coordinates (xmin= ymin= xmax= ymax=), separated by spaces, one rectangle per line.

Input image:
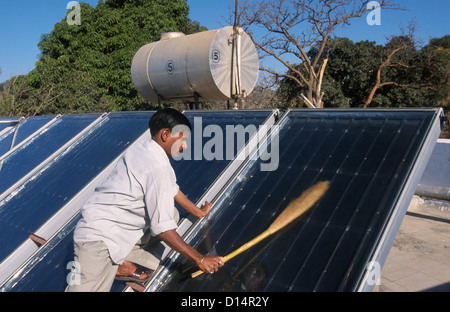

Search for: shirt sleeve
xmin=144 ymin=165 xmax=180 ymax=236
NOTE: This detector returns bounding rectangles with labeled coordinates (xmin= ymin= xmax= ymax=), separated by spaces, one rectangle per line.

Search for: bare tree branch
xmin=230 ymin=0 xmax=403 ymax=108
xmin=364 ymin=20 xmax=418 ymax=108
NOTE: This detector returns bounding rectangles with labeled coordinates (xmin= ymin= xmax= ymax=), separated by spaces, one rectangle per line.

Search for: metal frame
xmin=0 ymin=119 xmax=22 ymax=124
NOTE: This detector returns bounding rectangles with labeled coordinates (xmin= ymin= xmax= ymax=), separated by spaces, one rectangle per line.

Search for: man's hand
xmin=197 ymin=201 xmax=212 ymax=219
xmin=196 ymin=255 xmax=224 ymax=274
xmin=158 ymin=229 xmax=224 ymax=274
xmin=175 ymin=190 xmax=213 ymax=219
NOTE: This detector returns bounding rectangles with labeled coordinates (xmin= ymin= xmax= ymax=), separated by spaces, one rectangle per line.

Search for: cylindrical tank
xmin=131 ymin=26 xmax=259 ymax=103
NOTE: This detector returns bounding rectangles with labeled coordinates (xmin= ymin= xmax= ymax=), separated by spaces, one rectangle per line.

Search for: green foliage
xmin=1 ymin=0 xmax=205 ymax=116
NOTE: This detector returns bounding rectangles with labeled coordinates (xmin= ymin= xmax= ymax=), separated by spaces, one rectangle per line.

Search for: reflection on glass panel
xmin=173 ymin=110 xmax=273 ymax=216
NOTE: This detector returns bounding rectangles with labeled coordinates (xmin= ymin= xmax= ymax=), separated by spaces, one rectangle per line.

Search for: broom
xmin=191 ymin=180 xmax=330 ymax=278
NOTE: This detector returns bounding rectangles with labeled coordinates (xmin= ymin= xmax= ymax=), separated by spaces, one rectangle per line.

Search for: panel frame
xmin=0 ymin=117 xmax=25 ymax=155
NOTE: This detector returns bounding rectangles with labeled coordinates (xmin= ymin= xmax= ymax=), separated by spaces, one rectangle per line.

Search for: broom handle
xmin=191 ymin=230 xmax=271 ymax=278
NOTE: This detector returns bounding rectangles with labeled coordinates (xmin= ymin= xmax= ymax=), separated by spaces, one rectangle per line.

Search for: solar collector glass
xmin=0 ymin=114 xmax=101 ymax=195
xmin=159 ymin=109 xmax=436 ymax=292
xmin=0 ymin=116 xmax=58 ymax=158
xmin=173 ymin=110 xmax=274 ymax=218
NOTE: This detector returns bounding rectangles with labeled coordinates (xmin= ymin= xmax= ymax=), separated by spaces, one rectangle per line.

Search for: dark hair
xmin=149 ymin=108 xmax=192 ymax=137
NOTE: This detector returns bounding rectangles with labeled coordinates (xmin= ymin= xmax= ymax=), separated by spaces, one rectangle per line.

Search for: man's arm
xmin=175 ymin=190 xmax=212 ymax=219
xmin=158 ymin=229 xmax=223 ymax=273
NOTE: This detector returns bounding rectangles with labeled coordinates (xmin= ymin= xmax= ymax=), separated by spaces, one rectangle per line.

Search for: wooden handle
xmin=191 ymin=230 xmax=271 ymax=278
xmin=191 ymin=268 xmax=206 ymax=279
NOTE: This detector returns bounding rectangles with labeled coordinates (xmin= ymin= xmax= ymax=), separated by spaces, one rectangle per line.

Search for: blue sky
xmin=0 ymin=0 xmax=449 ymax=82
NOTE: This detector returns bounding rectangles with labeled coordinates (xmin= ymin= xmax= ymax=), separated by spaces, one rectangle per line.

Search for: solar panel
xmin=0 ymin=112 xmax=154 ymax=290
xmin=1 ymin=110 xmax=276 ymax=292
xmin=174 ymin=110 xmax=277 ymax=217
xmin=0 ymin=109 xmax=441 ymax=292
xmin=0 ymin=114 xmax=101 ymax=195
xmin=0 ymin=115 xmax=58 ymax=157
xmin=152 ymin=109 xmax=442 ymax=292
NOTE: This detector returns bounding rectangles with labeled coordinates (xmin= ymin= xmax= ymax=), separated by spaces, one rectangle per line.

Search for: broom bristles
xmin=191 ymin=181 xmax=330 ymax=278
xmin=268 ymin=181 xmax=329 ymax=234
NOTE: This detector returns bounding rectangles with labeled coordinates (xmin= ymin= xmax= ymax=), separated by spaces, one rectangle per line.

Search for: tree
xmin=1 ymin=0 xmax=205 ymax=116
xmin=278 ymin=37 xmax=379 ymax=108
xmin=420 ymin=35 xmax=450 ymax=109
xmin=278 ymin=35 xmax=449 ymax=109
xmin=236 ymin=0 xmax=401 ymax=108
xmin=364 ymin=22 xmax=417 ymax=107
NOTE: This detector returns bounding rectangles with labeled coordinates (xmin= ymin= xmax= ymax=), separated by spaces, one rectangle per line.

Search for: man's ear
xmin=160 ymin=128 xmax=171 ymax=142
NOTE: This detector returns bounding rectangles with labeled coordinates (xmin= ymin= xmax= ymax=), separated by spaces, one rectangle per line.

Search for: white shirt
xmin=73 ymin=139 xmax=179 ymax=264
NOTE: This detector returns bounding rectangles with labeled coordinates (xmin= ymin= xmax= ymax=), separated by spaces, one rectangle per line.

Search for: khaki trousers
xmin=66 ymin=209 xmax=179 ymax=292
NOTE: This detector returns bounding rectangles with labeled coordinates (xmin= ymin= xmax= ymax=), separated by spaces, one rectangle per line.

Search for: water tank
xmin=131 ymin=26 xmax=259 ymax=104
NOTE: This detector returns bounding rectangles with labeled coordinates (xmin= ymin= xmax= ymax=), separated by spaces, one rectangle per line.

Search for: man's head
xmin=149 ymin=108 xmax=192 ymax=157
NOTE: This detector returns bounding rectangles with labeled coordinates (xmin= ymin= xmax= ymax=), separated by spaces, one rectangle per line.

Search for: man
xmin=66 ymin=108 xmax=223 ymax=292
